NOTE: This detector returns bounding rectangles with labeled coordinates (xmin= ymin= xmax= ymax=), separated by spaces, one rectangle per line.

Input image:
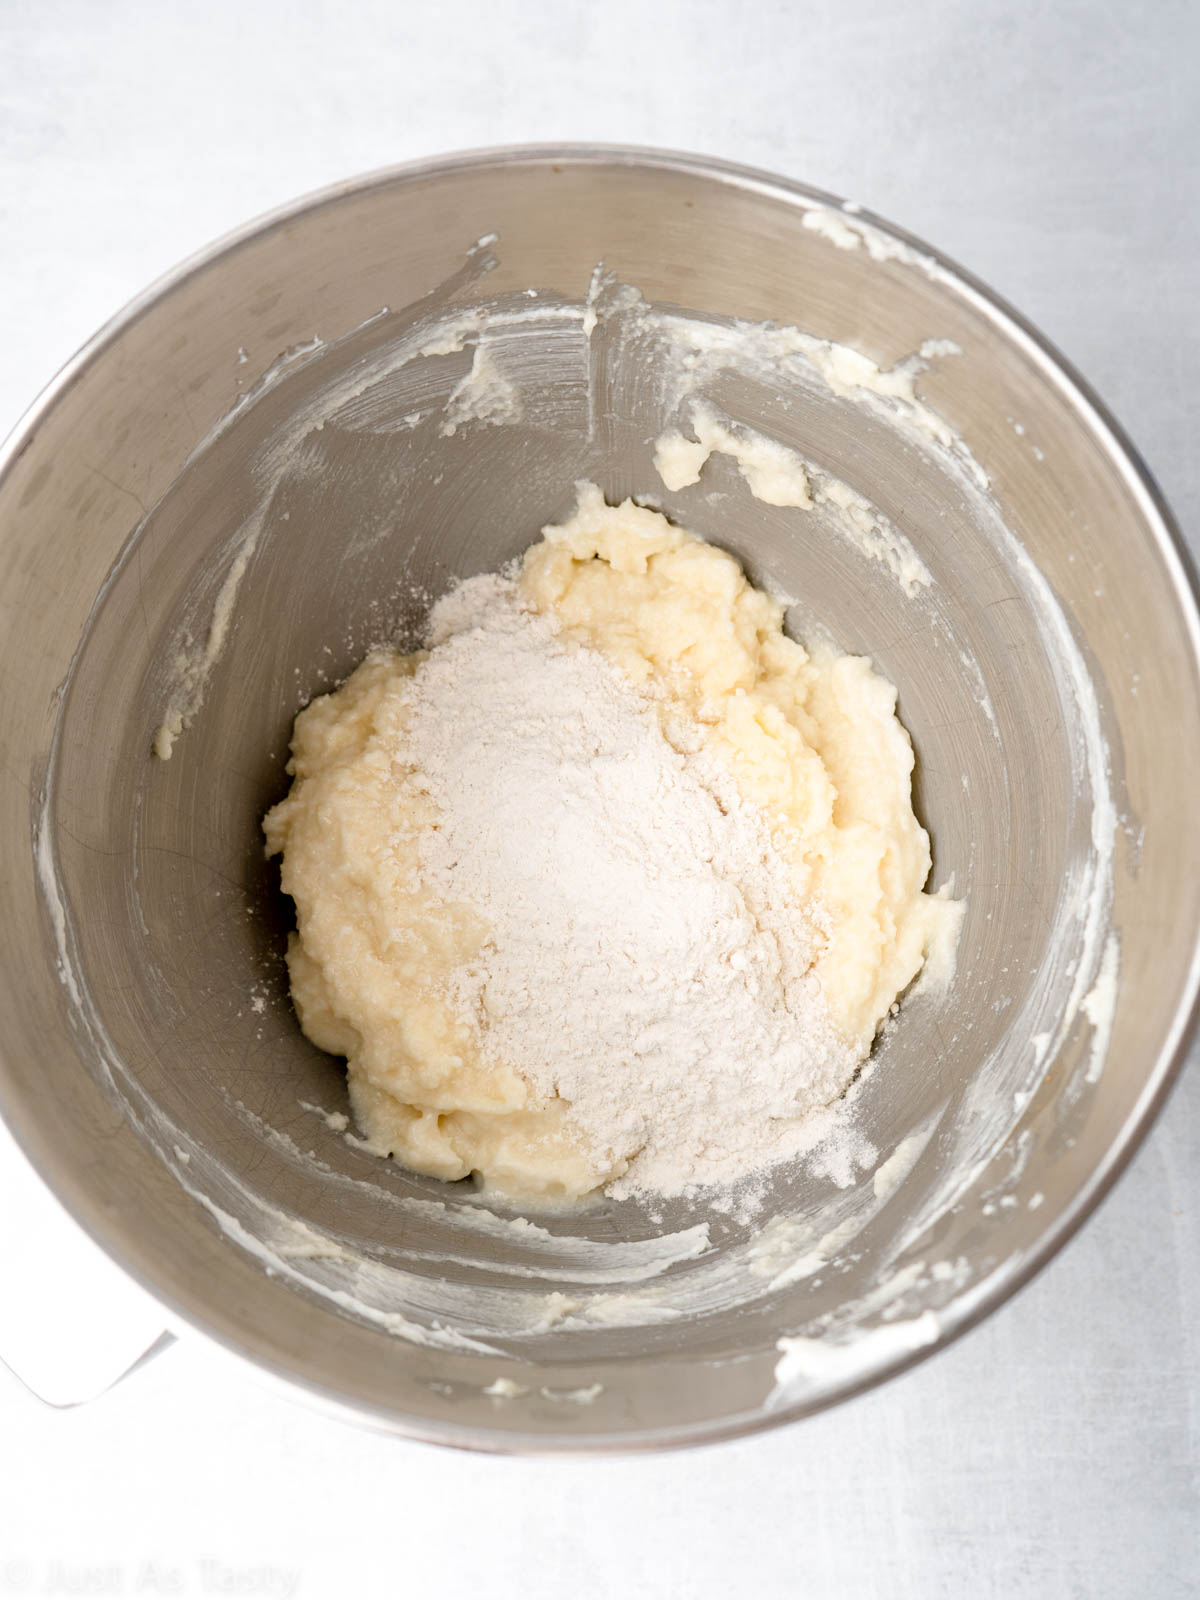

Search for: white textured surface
xmin=1 ymin=1 xmax=1197 ymax=1595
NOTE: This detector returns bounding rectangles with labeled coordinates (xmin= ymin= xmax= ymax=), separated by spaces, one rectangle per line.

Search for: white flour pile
xmin=408 ymin=578 xmax=857 ymax=1197
xmin=265 ymin=489 xmax=957 ymax=1203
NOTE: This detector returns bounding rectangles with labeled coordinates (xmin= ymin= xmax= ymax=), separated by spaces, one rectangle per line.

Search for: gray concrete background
xmin=1 ymin=2 xmax=1196 ymax=1595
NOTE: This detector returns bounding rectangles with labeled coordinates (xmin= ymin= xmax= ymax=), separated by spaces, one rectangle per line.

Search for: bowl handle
xmin=0 ymin=1119 xmax=175 ymax=1408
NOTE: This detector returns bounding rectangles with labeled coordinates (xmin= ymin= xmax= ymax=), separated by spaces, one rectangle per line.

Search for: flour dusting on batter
xmin=264 ymin=485 xmax=959 ymax=1202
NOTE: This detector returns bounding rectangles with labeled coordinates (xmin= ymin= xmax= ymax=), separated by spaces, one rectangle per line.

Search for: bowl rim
xmin=2 ymin=141 xmax=1199 ymax=1453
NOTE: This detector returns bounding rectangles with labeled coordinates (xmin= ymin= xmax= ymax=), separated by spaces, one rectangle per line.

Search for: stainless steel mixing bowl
xmin=1 ymin=146 xmax=1198 ymax=1451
